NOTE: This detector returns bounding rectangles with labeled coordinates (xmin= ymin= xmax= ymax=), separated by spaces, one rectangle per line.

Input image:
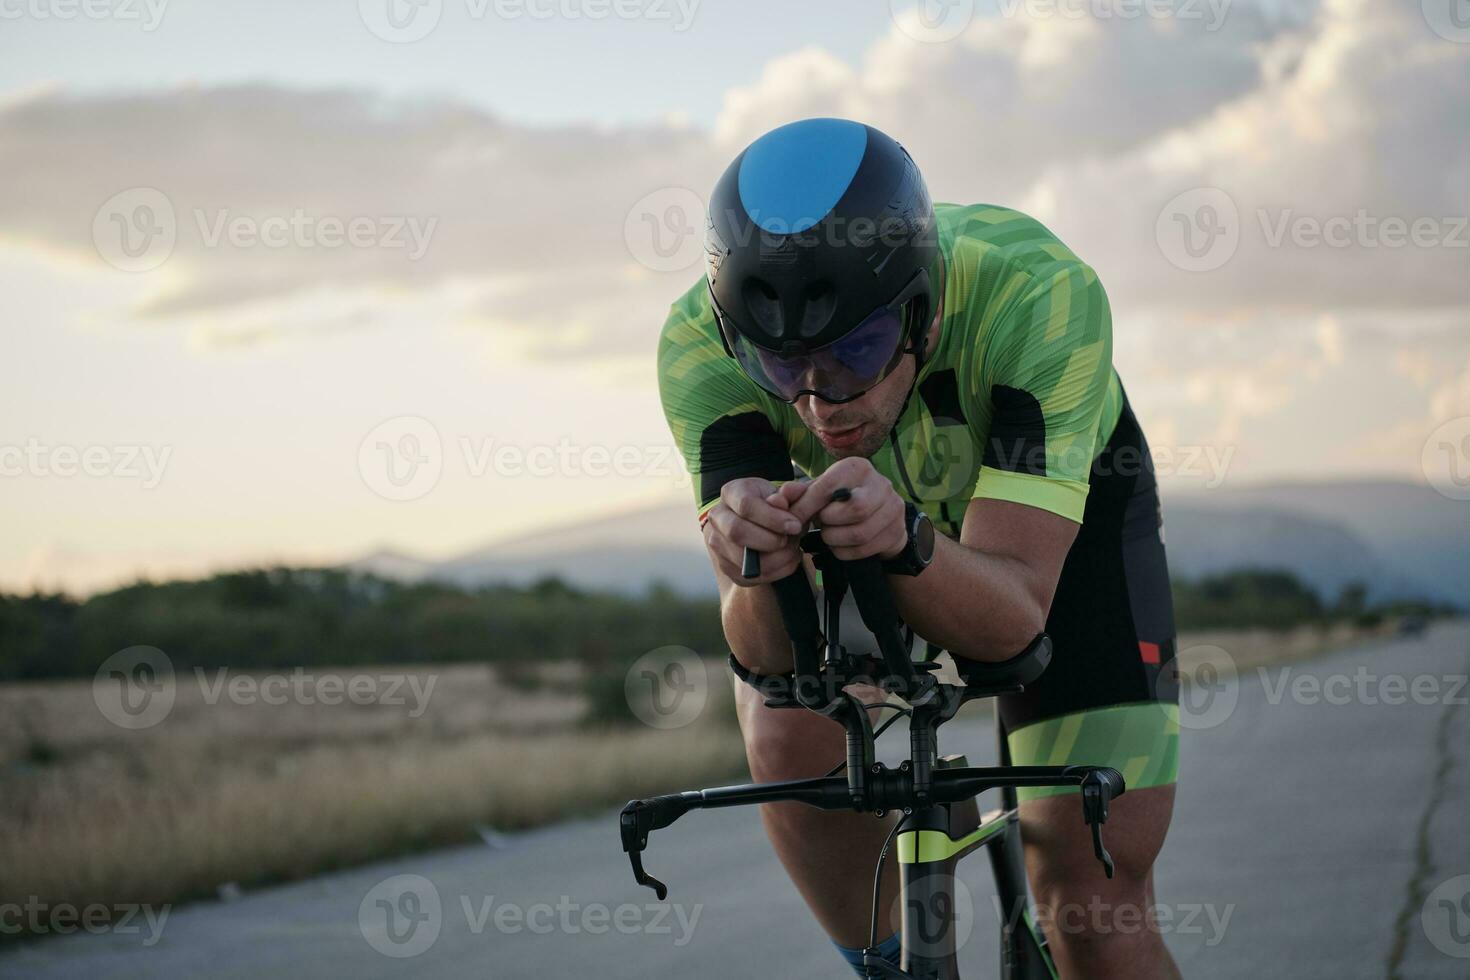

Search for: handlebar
xmin=619 ymin=485 xmax=1126 ymax=899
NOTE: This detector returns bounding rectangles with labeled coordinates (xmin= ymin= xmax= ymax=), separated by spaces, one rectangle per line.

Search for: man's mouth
xmin=817 ymin=422 xmax=866 ymax=449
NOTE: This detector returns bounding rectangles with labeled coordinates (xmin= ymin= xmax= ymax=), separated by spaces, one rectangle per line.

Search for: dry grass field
xmin=0 ymin=621 xmax=1401 ymax=930
xmin=0 ymin=660 xmax=746 ymax=921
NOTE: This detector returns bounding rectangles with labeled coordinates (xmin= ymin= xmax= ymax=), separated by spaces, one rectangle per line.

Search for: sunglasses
xmin=713 ymin=270 xmax=930 ymax=405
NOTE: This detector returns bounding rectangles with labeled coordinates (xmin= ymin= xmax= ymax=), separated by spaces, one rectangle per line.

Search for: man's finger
xmin=813 ymin=485 xmax=883 ymax=527
xmin=727 ymin=491 xmax=803 ymax=535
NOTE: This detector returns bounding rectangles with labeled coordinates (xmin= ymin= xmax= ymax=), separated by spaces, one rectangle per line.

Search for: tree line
xmin=0 ymin=566 xmax=1454 ymax=682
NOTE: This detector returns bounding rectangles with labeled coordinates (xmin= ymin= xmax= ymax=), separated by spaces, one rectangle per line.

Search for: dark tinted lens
xmin=827 ymin=307 xmax=905 ymax=379
xmin=722 ymin=301 xmax=909 ymax=404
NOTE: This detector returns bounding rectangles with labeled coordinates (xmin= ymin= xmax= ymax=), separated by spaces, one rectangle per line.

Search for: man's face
xmin=793 ymin=353 xmax=916 ymax=460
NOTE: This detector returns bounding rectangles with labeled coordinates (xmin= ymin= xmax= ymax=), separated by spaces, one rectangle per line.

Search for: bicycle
xmin=617 ymin=502 xmax=1126 ymax=979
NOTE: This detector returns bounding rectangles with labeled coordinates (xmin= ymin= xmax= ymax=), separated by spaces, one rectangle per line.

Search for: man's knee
xmin=735 ymin=687 xmax=840 ymax=782
xmin=1022 ymin=785 xmax=1176 ymax=954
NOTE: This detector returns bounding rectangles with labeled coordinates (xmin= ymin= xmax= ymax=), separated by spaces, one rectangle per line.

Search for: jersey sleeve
xmin=971 ymin=262 xmax=1113 ymax=523
xmin=657 ymin=286 xmax=794 ymax=517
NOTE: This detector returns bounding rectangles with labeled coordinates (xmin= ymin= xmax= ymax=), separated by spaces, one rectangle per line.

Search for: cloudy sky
xmin=2 ymin=0 xmax=1468 ymax=593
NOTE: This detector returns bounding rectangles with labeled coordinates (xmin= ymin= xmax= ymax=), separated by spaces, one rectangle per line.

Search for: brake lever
xmin=1079 ymin=768 xmax=1125 ymax=879
xmin=619 ymin=795 xmax=695 ymax=900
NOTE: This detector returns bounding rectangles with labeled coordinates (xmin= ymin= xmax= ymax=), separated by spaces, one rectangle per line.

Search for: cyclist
xmin=657 ymin=118 xmax=1181 ymax=979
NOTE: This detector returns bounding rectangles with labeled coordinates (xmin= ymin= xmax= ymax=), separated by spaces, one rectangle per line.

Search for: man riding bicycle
xmin=656 ymin=118 xmax=1181 ymax=979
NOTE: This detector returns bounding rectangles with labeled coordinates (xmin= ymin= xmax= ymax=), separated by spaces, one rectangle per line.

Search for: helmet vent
xmin=740 ymin=277 xmax=783 ymax=335
xmin=800 ymin=280 xmax=836 ymax=338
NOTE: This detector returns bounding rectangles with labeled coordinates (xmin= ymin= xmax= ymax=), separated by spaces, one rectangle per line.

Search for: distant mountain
xmin=1160 ymin=505 xmax=1431 ymax=604
xmin=1166 ymin=480 xmax=1468 ymax=605
xmin=346 ymin=480 xmax=1467 ymax=606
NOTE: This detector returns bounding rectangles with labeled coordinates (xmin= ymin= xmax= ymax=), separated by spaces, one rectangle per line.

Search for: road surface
xmin=5 ymin=622 xmax=1469 ymax=979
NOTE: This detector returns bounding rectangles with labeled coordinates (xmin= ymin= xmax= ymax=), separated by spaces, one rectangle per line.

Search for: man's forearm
xmin=889 ymin=534 xmax=1050 ymax=663
xmin=720 ymin=578 xmax=800 ymax=675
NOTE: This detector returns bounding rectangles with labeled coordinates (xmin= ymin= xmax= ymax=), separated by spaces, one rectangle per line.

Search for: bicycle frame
xmin=618 ymin=526 xmax=1122 ymax=979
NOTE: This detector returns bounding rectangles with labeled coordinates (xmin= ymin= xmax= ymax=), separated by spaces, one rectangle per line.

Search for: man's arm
xmin=891 ymin=496 xmax=1076 ymax=661
xmin=789 ymin=459 xmax=1076 ymax=663
xmin=703 ymin=479 xmax=811 ymax=676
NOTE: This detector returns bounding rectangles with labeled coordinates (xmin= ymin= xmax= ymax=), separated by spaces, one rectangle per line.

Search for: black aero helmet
xmin=705 ymin=118 xmax=940 ymax=404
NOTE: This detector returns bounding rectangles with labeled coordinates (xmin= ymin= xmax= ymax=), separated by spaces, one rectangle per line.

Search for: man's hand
xmin=788 ymin=458 xmax=907 ymax=562
xmin=703 ymin=478 xmax=810 ymax=586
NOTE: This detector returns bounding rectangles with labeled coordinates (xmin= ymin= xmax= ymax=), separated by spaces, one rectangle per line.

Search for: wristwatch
xmin=883 ymin=502 xmax=936 ymax=577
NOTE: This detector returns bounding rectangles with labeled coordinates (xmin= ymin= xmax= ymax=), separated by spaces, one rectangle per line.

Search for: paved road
xmin=5 ymin=622 xmax=1469 ymax=979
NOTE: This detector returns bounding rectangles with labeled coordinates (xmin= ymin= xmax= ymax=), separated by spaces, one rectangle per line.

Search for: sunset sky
xmin=3 ymin=0 xmax=1468 ymax=593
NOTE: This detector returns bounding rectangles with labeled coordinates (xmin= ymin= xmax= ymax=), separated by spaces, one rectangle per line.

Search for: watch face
xmin=915 ymin=512 xmax=936 ymax=563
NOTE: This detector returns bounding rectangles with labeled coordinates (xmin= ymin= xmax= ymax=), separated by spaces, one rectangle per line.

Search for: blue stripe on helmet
xmin=736 ymin=118 xmax=868 ymax=234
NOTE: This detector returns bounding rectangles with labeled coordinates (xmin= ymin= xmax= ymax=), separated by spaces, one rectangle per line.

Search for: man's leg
xmin=1020 ymin=783 xmax=1181 ymax=980
xmin=732 ymin=678 xmax=900 ymax=949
